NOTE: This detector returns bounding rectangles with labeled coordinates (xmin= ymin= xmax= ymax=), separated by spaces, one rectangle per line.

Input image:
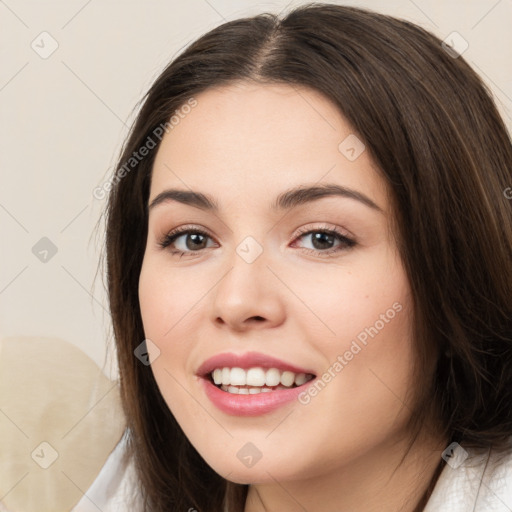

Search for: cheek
xmin=138 ymin=254 xmax=213 ymax=399
xmin=294 ymin=250 xmax=415 ymax=432
xmin=291 ymin=244 xmax=411 ymax=352
xmin=138 ymin=257 xmax=202 ymax=341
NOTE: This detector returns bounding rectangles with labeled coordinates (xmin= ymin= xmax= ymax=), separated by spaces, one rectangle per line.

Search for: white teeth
xmin=213 ymin=368 xmax=222 ymax=385
xmin=219 ymin=384 xmax=294 ymax=395
xmin=280 ymin=371 xmax=295 ymax=387
xmin=211 ymin=366 xmax=315 ymax=392
xmin=230 ymin=367 xmax=246 ymax=386
xmin=247 ymin=367 xmax=266 ymax=387
xmin=265 ymin=368 xmax=281 ymax=387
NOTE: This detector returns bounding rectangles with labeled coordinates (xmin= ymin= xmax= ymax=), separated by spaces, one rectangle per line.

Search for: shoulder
xmin=71 ymin=429 xmax=144 ymax=512
xmin=424 ymin=440 xmax=512 ymax=512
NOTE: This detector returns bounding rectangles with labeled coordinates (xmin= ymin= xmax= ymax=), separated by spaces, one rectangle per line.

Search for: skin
xmin=138 ymin=82 xmax=446 ymax=512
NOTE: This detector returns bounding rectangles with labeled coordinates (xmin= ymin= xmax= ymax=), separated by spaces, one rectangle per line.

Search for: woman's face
xmin=138 ymin=82 xmax=416 ymax=484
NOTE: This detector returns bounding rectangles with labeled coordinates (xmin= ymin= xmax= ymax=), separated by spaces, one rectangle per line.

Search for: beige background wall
xmin=1 ymin=0 xmax=511 ymax=381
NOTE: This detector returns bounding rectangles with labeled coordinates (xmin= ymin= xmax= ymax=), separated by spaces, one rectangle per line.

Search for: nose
xmin=210 ymin=243 xmax=286 ymax=332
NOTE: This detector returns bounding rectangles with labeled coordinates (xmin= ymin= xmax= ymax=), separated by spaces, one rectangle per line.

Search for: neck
xmin=244 ymin=430 xmax=447 ymax=512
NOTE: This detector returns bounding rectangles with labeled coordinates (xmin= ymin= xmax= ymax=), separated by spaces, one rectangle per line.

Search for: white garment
xmin=71 ymin=430 xmax=143 ymax=512
xmin=71 ymin=431 xmax=512 ymax=511
xmin=424 ymin=441 xmax=512 ymax=512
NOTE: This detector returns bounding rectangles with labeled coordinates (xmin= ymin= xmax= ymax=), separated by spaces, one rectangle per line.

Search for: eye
xmin=291 ymin=224 xmax=356 ymax=257
xmin=158 ymin=226 xmax=216 ymax=258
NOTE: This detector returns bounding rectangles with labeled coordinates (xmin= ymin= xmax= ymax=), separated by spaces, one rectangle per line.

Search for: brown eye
xmin=182 ymin=232 xmax=209 ymax=250
xmin=159 ymin=227 xmax=216 ymax=255
xmin=292 ymin=226 xmax=356 ymax=257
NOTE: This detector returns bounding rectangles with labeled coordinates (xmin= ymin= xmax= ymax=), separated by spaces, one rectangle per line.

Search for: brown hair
xmin=103 ymin=3 xmax=512 ymax=511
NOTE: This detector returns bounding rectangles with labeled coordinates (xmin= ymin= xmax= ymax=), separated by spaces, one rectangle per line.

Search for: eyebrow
xmin=148 ymin=183 xmax=383 ymax=213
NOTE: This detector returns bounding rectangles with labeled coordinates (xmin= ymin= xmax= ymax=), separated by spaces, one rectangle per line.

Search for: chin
xmin=222 ymin=469 xmax=283 ymax=486
xmin=204 ymin=454 xmax=306 ymax=485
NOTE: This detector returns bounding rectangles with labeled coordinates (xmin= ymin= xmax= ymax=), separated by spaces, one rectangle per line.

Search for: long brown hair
xmin=103 ymin=3 xmax=512 ymax=511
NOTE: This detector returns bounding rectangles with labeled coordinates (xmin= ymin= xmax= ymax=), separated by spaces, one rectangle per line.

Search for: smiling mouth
xmin=206 ymin=367 xmax=316 ymax=395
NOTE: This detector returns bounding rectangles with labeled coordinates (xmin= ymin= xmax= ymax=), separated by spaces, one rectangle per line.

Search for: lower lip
xmin=200 ymin=377 xmax=315 ymax=416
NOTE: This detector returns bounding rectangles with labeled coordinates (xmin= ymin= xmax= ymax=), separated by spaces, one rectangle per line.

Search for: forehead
xmin=149 ymin=82 xmax=386 ymax=210
xmin=157 ymin=82 xmax=345 ymax=158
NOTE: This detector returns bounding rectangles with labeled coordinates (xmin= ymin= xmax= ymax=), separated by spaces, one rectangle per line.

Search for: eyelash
xmin=158 ymin=223 xmax=356 ymax=259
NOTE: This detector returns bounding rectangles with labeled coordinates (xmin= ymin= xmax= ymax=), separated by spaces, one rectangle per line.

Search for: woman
xmin=74 ymin=3 xmax=512 ymax=511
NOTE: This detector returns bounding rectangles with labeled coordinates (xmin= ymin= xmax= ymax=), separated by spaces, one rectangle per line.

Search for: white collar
xmin=424 ymin=441 xmax=512 ymax=511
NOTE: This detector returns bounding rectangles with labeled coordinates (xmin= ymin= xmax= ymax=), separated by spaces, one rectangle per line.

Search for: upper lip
xmin=196 ymin=351 xmax=316 ymax=377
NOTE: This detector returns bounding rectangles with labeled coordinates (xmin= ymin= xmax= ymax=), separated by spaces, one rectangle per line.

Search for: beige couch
xmin=0 ymin=337 xmax=125 ymax=512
